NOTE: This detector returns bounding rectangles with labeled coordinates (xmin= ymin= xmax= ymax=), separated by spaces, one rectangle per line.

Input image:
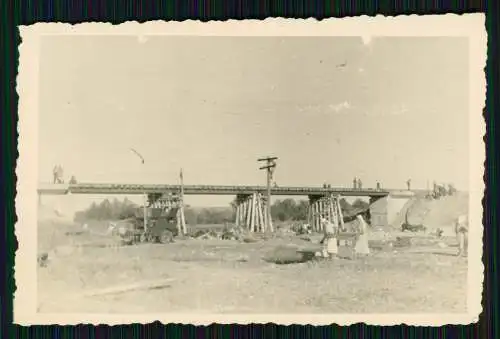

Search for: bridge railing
xmin=38 ymin=182 xmax=392 ymax=196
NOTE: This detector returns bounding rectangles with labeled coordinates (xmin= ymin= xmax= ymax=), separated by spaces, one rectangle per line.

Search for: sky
xmin=38 ymin=35 xmax=470 ymax=209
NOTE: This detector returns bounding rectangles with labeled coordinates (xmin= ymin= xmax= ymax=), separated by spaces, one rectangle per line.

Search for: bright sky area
xmin=38 ymin=35 xmax=470 ymax=210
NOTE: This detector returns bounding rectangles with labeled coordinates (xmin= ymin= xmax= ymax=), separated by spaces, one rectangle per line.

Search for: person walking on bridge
xmin=52 ymin=165 xmax=58 ymax=184
xmin=52 ymin=165 xmax=64 ymax=184
xmin=57 ymin=165 xmax=64 ymax=184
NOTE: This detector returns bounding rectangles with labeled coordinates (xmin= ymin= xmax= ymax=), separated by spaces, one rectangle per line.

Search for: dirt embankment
xmin=403 ymin=192 xmax=469 ymax=233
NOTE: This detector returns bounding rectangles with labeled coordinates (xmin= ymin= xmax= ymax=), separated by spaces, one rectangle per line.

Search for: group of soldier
xmin=319 ymin=213 xmax=370 ymax=259
xmin=352 ymin=177 xmax=364 ymax=190
xmin=351 ymin=177 xmax=383 ymax=191
xmin=318 ymin=212 xmax=468 ymax=258
xmin=52 ymin=165 xmax=77 ymax=184
xmin=431 ymin=182 xmax=457 ymax=199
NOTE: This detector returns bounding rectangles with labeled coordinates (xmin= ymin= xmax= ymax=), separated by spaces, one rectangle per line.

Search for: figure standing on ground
xmin=354 ymin=215 xmax=370 ymax=255
xmin=321 ymin=217 xmax=338 ymax=259
xmin=455 ymin=214 xmax=468 ymax=257
xmin=376 ymin=182 xmax=381 ymax=190
xmin=406 ymin=179 xmax=411 ymax=191
xmin=353 ymin=177 xmax=357 ymax=189
xmin=357 ymin=178 xmax=362 ymax=190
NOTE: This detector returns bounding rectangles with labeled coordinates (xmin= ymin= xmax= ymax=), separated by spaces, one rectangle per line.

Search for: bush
xmin=73 ymin=198 xmax=138 ymax=222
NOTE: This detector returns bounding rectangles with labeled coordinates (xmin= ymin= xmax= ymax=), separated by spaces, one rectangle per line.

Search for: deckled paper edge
xmin=14 ymin=14 xmax=486 ymax=326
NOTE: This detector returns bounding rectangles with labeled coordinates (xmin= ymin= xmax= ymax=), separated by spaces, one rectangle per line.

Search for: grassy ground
xmin=37 ymin=219 xmax=467 ymax=314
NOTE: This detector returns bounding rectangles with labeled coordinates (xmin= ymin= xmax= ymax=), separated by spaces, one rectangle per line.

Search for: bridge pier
xmin=308 ymin=194 xmax=344 ymax=232
xmin=234 ymin=193 xmax=272 ymax=232
xmin=369 ymin=191 xmax=415 ymax=229
xmin=147 ymin=192 xmax=187 ymax=235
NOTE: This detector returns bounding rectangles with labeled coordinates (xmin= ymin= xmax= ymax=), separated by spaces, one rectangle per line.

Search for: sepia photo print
xmin=15 ymin=15 xmax=485 ymax=325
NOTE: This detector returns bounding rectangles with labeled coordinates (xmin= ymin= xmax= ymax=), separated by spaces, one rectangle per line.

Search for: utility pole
xmin=258 ymin=156 xmax=278 ymax=232
xmin=178 ymin=168 xmax=186 ymax=235
xmin=129 ymin=148 xmax=147 ymax=235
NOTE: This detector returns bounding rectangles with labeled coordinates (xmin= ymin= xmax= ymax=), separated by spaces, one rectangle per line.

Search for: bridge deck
xmin=37 ymin=183 xmax=392 ymax=197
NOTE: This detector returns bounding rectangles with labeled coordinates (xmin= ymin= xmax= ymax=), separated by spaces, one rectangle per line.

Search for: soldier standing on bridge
xmin=353 ymin=177 xmax=357 ymax=189
xmin=357 ymin=178 xmax=362 ymax=190
xmin=52 ymin=165 xmax=64 ymax=184
xmin=58 ymin=165 xmax=64 ymax=183
xmin=52 ymin=165 xmax=58 ymax=184
xmin=406 ymin=179 xmax=411 ymax=191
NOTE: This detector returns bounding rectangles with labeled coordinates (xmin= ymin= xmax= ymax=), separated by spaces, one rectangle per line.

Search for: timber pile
xmin=234 ymin=193 xmax=273 ymax=233
xmin=194 ymin=230 xmax=220 ymax=240
xmin=307 ymin=194 xmax=345 ymax=233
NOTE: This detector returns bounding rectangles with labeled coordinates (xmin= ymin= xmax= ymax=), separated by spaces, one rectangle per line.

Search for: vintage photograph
xmin=16 ymin=16 xmax=485 ymax=325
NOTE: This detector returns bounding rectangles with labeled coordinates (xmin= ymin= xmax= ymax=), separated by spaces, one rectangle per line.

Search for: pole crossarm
xmin=257 ymin=156 xmax=279 ymax=232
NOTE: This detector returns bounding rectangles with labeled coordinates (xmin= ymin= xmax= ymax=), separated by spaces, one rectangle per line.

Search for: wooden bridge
xmin=37 ymin=182 xmax=417 ymax=233
xmin=37 ymin=183 xmax=392 ymax=197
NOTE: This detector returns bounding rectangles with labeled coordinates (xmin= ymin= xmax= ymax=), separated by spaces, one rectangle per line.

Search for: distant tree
xmin=270 ymin=198 xmax=308 ymax=221
xmin=183 ymin=207 xmax=196 ymax=225
xmin=73 ymin=198 xmax=139 ymax=222
xmin=447 ymin=183 xmax=457 ymax=195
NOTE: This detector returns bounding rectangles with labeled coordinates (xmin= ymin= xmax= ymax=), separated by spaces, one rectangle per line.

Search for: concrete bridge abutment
xmin=369 ymin=191 xmax=415 ymax=229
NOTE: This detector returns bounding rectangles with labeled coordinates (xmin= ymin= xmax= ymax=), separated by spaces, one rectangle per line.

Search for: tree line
xmin=73 ymin=196 xmax=370 ymax=225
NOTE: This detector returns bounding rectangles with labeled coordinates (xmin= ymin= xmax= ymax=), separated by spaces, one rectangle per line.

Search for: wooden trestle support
xmin=307 ymin=194 xmax=345 ymax=232
xmin=233 ymin=192 xmax=345 ymax=233
xmin=234 ymin=193 xmax=273 ymax=232
xmin=147 ymin=192 xmax=187 ymax=235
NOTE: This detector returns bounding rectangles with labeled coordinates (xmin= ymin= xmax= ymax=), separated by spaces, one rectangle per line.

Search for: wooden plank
xmin=257 ymin=194 xmax=264 ymax=232
xmin=250 ymin=193 xmax=256 ymax=232
xmin=246 ymin=196 xmax=252 ymax=230
xmin=83 ymin=278 xmax=176 ymax=297
xmin=336 ymin=197 xmax=345 ymax=230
